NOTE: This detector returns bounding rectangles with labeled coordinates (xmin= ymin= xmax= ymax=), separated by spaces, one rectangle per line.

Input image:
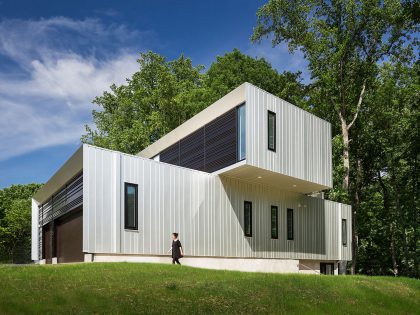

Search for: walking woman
xmin=168 ymin=232 xmax=183 ymax=264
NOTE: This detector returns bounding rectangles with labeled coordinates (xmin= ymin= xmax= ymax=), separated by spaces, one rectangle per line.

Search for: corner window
xmin=342 ymin=219 xmax=347 ymax=246
xmin=287 ymin=208 xmax=294 ymax=240
xmin=268 ymin=111 xmax=276 ymax=151
xmin=124 ymin=183 xmax=138 ymax=230
xmin=271 ymin=206 xmax=278 ymax=239
xmin=244 ymin=201 xmax=252 ymax=237
xmin=237 ymin=104 xmax=246 ymax=160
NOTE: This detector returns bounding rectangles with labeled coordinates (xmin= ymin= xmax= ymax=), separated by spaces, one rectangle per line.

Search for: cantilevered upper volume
xmin=138 ymin=83 xmax=333 ymax=194
xmin=32 ymin=83 xmax=350 ymax=273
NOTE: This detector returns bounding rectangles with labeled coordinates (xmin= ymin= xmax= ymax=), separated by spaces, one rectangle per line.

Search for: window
xmin=268 ymin=111 xmax=276 ymax=151
xmin=124 ymin=183 xmax=138 ymax=230
xmin=244 ymin=201 xmax=252 ymax=237
xmin=342 ymin=219 xmax=347 ymax=246
xmin=237 ymin=104 xmax=246 ymax=160
xmin=271 ymin=206 xmax=278 ymax=239
xmin=287 ymin=208 xmax=294 ymax=240
xmin=320 ymin=263 xmax=335 ymax=275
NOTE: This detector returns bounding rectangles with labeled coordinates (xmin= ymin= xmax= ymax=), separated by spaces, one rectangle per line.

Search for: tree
xmin=359 ymin=60 xmax=419 ymax=276
xmin=82 ymin=51 xmax=207 ymax=154
xmin=0 ymin=183 xmax=42 ymax=263
xmin=205 ymin=48 xmax=307 ymax=109
xmin=82 ymin=49 xmax=307 ymax=153
xmin=252 ymin=0 xmax=418 ymax=273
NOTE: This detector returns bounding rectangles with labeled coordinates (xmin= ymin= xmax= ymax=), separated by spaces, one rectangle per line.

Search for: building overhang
xmin=215 ymin=162 xmax=331 ymax=194
xmin=33 ymin=145 xmax=83 ymax=204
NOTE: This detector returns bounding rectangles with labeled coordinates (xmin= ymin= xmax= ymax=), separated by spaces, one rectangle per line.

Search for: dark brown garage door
xmin=42 ymin=223 xmax=53 ymax=264
xmin=56 ymin=209 xmax=83 ymax=263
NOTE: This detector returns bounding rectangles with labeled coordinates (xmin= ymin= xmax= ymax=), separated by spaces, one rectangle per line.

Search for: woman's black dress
xmin=172 ymin=240 xmax=182 ymax=262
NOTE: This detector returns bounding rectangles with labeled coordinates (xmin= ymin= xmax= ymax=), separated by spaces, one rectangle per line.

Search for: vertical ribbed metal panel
xmin=83 ymin=145 xmax=350 ymax=261
xmin=245 ymin=84 xmax=333 ymax=188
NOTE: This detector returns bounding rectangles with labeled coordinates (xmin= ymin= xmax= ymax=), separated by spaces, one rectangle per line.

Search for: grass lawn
xmin=0 ymin=263 xmax=419 ymax=315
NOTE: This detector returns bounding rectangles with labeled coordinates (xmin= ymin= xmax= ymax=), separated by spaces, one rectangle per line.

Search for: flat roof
xmin=33 ymin=146 xmax=83 ymax=204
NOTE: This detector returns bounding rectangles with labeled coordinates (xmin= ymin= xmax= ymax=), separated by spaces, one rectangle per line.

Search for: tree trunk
xmin=378 ymin=170 xmax=399 ymax=277
xmin=351 ymin=159 xmax=361 ymax=275
xmin=341 ymin=122 xmax=350 ymax=192
xmin=394 ymin=181 xmax=409 ymax=274
xmin=337 ymin=83 xmax=366 ymax=275
xmin=390 ymin=231 xmax=399 ymax=276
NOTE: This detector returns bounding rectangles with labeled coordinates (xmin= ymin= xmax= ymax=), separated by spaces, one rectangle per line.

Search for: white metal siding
xmin=245 ymin=84 xmax=333 ymax=188
xmin=31 ymin=199 xmax=39 ymax=260
xmin=83 ymin=145 xmax=350 ymax=261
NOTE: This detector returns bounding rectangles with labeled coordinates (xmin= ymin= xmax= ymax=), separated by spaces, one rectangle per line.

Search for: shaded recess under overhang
xmin=215 ymin=162 xmax=331 ymax=194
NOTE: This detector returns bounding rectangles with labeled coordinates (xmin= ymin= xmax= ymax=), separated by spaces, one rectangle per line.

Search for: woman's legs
xmin=172 ymin=258 xmax=181 ymax=265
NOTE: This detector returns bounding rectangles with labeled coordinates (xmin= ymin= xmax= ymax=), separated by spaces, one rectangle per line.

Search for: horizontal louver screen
xmin=160 ymin=107 xmax=238 ymax=173
xmin=180 ymin=127 xmax=205 ymax=171
xmin=39 ymin=173 xmax=83 ymax=226
xmin=204 ymin=109 xmax=237 ymax=172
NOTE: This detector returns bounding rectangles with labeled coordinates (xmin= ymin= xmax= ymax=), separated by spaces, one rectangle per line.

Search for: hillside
xmin=0 ymin=263 xmax=418 ymax=314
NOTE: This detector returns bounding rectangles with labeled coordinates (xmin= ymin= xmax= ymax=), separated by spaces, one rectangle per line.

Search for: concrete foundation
xmin=299 ymin=260 xmax=338 ymax=275
xmin=84 ymin=253 xmax=93 ymax=262
xmin=91 ymin=254 xmax=337 ymax=274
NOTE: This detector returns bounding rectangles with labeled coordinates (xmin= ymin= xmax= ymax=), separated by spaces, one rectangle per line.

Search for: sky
xmin=0 ymin=0 xmax=308 ymax=188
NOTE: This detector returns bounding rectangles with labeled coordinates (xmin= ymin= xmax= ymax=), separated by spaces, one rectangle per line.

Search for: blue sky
xmin=0 ymin=0 xmax=308 ymax=188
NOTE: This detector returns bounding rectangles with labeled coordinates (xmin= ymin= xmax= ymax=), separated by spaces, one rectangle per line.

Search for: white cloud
xmin=0 ymin=17 xmax=145 ymax=161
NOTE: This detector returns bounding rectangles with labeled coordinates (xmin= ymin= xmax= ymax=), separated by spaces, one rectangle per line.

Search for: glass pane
xmin=126 ymin=185 xmax=137 ymax=228
xmin=287 ymin=209 xmax=293 ymax=240
xmin=271 ymin=207 xmax=278 ymax=238
xmin=268 ymin=112 xmax=276 ymax=150
xmin=244 ymin=202 xmax=252 ymax=236
xmin=237 ymin=105 xmax=246 ymax=160
xmin=342 ymin=219 xmax=347 ymax=245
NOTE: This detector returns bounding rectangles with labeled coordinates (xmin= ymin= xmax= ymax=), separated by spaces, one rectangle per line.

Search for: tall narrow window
xmin=268 ymin=111 xmax=276 ymax=151
xmin=244 ymin=201 xmax=252 ymax=237
xmin=271 ymin=206 xmax=278 ymax=239
xmin=342 ymin=219 xmax=347 ymax=246
xmin=237 ymin=104 xmax=246 ymax=160
xmin=287 ymin=208 xmax=294 ymax=240
xmin=125 ymin=183 xmax=138 ymax=230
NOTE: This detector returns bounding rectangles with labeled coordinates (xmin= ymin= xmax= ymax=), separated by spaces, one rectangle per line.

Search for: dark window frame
xmin=237 ymin=103 xmax=246 ymax=161
xmin=287 ymin=208 xmax=294 ymax=240
xmin=271 ymin=205 xmax=278 ymax=239
xmin=342 ymin=219 xmax=347 ymax=246
xmin=124 ymin=183 xmax=138 ymax=230
xmin=244 ymin=201 xmax=252 ymax=237
xmin=268 ymin=110 xmax=276 ymax=152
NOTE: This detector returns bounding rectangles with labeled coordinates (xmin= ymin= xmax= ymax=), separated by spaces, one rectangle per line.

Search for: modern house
xmin=31 ymin=83 xmax=351 ymax=274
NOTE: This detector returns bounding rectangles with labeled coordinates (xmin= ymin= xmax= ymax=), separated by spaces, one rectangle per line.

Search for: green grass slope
xmin=0 ymin=263 xmax=418 ymax=315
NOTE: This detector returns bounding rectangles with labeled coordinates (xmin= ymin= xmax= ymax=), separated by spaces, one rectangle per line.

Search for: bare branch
xmin=348 ymin=81 xmax=366 ymax=129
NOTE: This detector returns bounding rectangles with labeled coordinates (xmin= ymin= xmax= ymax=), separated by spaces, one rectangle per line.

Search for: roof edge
xmin=137 ymin=82 xmax=247 ymax=159
xmin=33 ymin=145 xmax=83 ymax=204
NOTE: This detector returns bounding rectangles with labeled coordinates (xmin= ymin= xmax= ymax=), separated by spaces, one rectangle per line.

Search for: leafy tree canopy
xmin=82 ymin=49 xmax=306 ymax=153
xmin=0 ymin=183 xmax=42 ymax=263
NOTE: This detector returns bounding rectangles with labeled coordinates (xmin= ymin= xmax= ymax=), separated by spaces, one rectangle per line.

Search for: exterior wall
xmin=93 ymin=254 xmax=300 ymax=273
xmin=340 ymin=205 xmax=352 ymax=261
xmin=299 ymin=260 xmax=338 ymax=275
xmin=31 ymin=199 xmax=39 ymax=261
xmin=245 ymin=84 xmax=333 ymax=188
xmin=83 ymin=145 xmax=350 ymax=261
